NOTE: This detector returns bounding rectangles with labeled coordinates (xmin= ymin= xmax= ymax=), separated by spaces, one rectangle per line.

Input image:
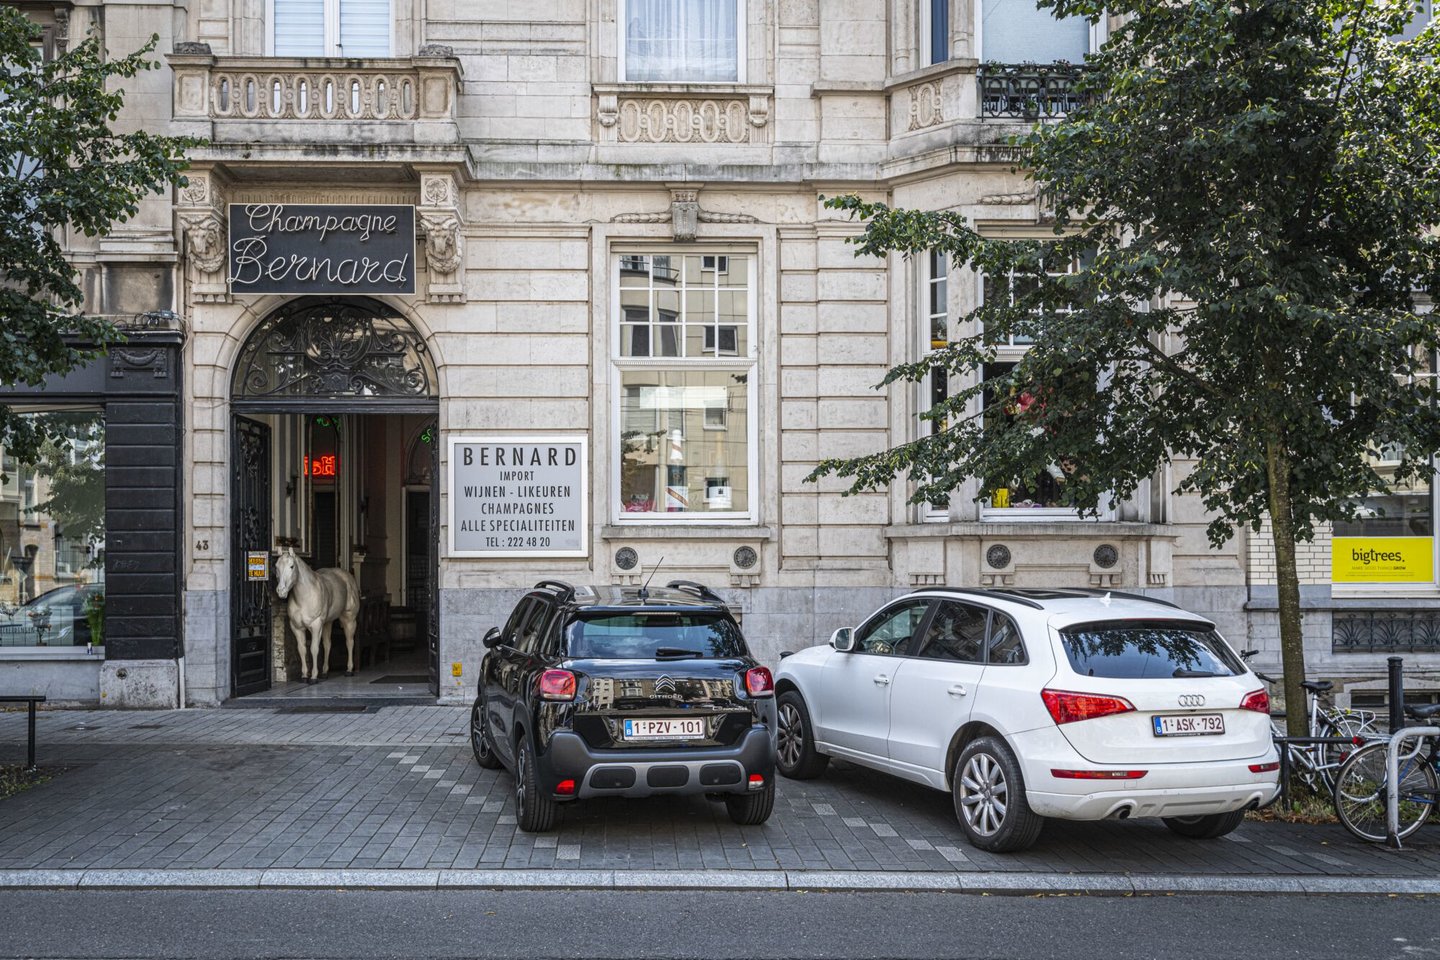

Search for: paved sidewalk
xmin=2 ymin=704 xmax=1437 ymax=894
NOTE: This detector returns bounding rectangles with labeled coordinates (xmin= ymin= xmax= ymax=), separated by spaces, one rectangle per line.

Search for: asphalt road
xmin=0 ymin=889 xmax=1433 ymax=960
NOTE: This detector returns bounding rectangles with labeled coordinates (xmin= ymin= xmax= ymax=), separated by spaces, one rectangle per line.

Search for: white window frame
xmin=611 ymin=250 xmax=759 ymax=524
xmin=976 ymin=244 xmax=1115 ymax=522
xmin=921 ymin=250 xmax=951 ymax=521
xmin=975 ymin=0 xmax=1103 ymax=62
xmin=920 ymin=0 xmax=949 ymax=66
xmin=617 ymin=0 xmax=748 ymax=84
xmin=266 ymin=0 xmax=394 ymax=57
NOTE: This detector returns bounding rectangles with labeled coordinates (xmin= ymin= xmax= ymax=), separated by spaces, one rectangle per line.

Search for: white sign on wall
xmin=448 ymin=436 xmax=589 ymax=558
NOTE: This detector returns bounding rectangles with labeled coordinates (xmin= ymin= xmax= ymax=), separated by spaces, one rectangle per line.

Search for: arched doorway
xmin=230 ymin=298 xmax=440 ymax=699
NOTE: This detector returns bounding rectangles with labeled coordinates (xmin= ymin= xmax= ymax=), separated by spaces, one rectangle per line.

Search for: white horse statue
xmin=274 ymin=546 xmax=361 ymax=684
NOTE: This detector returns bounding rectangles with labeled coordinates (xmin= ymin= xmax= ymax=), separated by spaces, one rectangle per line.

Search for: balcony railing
xmin=168 ymin=44 xmax=462 ymax=143
xmin=978 ymin=63 xmax=1089 ymax=121
xmin=1333 ymin=610 xmax=1440 ymax=654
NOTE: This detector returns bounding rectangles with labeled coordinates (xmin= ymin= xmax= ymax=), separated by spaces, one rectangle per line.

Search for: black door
xmin=426 ymin=426 xmax=439 ymax=695
xmin=232 ymin=416 xmax=272 ymax=696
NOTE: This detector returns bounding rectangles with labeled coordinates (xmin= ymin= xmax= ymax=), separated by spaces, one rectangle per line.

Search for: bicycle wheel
xmin=1332 ymin=741 xmax=1437 ymax=843
xmin=1316 ymin=716 xmax=1370 ymax=793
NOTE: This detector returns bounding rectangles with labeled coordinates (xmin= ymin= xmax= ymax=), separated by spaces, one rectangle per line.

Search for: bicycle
xmin=1239 ymin=650 xmax=1379 ymax=793
xmin=1332 ymin=702 xmax=1440 ymax=843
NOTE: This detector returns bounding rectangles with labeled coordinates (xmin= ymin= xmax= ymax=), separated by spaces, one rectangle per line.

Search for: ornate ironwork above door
xmin=232 ymin=297 xmax=436 ymax=401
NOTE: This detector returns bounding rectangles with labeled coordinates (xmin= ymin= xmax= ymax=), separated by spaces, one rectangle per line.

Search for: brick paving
xmin=2 ymin=704 xmax=1438 ymax=877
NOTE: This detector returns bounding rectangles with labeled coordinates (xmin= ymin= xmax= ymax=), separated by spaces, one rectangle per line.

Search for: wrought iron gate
xmin=231 ymin=416 xmax=272 ymax=696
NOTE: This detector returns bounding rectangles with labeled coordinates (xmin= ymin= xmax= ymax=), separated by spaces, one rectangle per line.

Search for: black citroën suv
xmin=470 ymin=579 xmax=778 ymax=831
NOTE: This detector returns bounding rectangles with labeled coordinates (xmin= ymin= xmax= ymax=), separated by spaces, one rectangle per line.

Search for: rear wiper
xmin=1173 ymin=668 xmax=1218 ymax=678
xmin=655 ymin=647 xmax=703 ymax=659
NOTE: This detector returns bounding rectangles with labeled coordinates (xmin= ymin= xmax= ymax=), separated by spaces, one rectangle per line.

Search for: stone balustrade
xmin=168 ymin=44 xmax=462 ymax=145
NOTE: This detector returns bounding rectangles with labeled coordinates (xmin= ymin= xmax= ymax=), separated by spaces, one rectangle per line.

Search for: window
xmin=921 ymin=0 xmax=949 ymax=65
xmin=0 ymin=410 xmax=106 ymax=649
xmin=855 ymin=600 xmax=933 ymax=656
xmin=922 ymin=250 xmax=950 ymax=519
xmin=978 ymin=0 xmax=1090 ymax=63
xmin=272 ymin=0 xmax=391 ymax=57
xmin=564 ymin=612 xmax=747 ymax=659
xmin=978 ymin=245 xmax=1109 ymax=518
xmin=916 ymin=600 xmax=986 ymax=663
xmin=986 ymin=614 xmax=1027 ymax=664
xmin=1059 ymin=620 xmax=1245 ymax=680
xmin=621 ymin=0 xmax=744 ymax=82
xmin=615 ymin=252 xmax=755 ymax=519
xmin=1397 ymin=1 xmax=1434 ymax=41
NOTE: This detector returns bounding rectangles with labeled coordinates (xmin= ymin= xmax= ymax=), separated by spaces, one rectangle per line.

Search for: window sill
xmin=603 ymin=524 xmax=773 ymax=540
xmin=596 ymin=82 xmax=773 ymax=96
xmin=886 ymin=521 xmax=1178 ymax=540
xmin=0 ymin=646 xmax=105 ymax=661
xmin=881 ymin=58 xmax=981 ymax=94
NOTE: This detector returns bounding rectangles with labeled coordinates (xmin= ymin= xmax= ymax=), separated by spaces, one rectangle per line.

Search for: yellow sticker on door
xmin=1331 ymin=537 xmax=1434 ymax=583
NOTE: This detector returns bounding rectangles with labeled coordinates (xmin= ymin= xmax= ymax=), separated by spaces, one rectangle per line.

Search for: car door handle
xmin=948 ymin=684 xmax=967 ymax=697
xmin=873 ymin=674 xmax=890 ymax=686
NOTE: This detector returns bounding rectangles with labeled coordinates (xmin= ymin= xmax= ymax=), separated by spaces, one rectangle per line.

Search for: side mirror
xmin=830 ymin=627 xmax=855 ymax=653
xmin=482 ymin=627 xmax=502 ymax=650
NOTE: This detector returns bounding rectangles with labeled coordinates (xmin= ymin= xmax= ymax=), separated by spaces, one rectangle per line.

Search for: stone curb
xmin=0 ymin=868 xmax=1433 ymax=896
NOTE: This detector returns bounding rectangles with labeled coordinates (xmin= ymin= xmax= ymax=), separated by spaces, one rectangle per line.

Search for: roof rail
xmin=533 ymin=579 xmax=577 ymax=602
xmin=665 ymin=579 xmax=727 ymax=604
xmin=1062 ymin=587 xmax=1180 ymax=609
xmin=909 ymin=586 xmax=1046 ymax=610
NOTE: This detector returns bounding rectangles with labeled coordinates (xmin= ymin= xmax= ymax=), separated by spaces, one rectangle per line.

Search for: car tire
xmin=1162 ymin=809 xmax=1245 ymax=840
xmin=776 ymin=691 xmax=829 ymax=780
xmin=953 ymin=736 xmax=1045 ymax=853
xmin=470 ymin=699 xmax=503 ymax=770
xmin=724 ymin=778 xmax=775 ymax=826
xmin=514 ymin=734 xmax=558 ymax=832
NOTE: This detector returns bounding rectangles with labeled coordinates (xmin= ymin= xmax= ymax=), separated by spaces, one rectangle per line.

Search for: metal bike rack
xmin=1385 ymin=725 xmax=1440 ymax=849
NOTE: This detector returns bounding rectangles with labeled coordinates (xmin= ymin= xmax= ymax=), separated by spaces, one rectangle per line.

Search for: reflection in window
xmin=619 ymin=370 xmax=749 ymax=515
xmin=0 ymin=410 xmax=105 ymax=647
xmin=623 ymin=0 xmax=741 ymax=82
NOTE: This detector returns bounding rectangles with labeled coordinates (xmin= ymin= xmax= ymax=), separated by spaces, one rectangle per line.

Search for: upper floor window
xmin=922 ymin=250 xmax=950 ymax=520
xmin=1398 ymin=1 xmax=1435 ymax=41
xmin=978 ymin=0 xmax=1090 ymax=63
xmin=272 ymin=0 xmax=391 ymax=57
xmin=621 ymin=0 xmax=744 ymax=83
xmin=921 ymin=0 xmax=949 ymax=65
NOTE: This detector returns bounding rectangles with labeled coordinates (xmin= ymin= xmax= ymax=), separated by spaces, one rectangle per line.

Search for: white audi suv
xmin=774 ymin=587 xmax=1280 ymax=852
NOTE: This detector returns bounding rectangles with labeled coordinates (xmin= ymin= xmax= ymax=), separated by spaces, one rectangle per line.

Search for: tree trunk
xmin=1264 ymin=437 xmax=1309 ymax=738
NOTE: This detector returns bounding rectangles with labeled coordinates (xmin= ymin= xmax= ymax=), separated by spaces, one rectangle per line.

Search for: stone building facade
xmin=7 ymin=0 xmax=1436 ymax=707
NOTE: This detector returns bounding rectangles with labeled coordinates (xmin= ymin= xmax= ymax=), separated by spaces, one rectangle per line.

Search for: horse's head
xmin=274 ymin=549 xmax=299 ymax=598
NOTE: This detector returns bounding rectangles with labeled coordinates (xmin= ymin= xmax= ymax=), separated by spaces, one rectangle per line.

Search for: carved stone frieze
xmin=109 ymin=347 xmax=171 ymax=380
xmin=907 ymin=80 xmax=944 ymax=131
xmin=180 ymin=211 xmax=226 ymax=274
xmin=421 ymin=213 xmax=463 ymax=275
xmin=598 ymin=92 xmax=772 ymax=145
xmin=180 ymin=174 xmax=210 ymax=205
xmin=417 ymin=172 xmax=465 ymax=304
xmin=611 ymin=188 xmax=757 ymax=242
xmin=421 ymin=175 xmax=450 ymax=206
xmin=977 ymin=192 xmax=1035 ymax=205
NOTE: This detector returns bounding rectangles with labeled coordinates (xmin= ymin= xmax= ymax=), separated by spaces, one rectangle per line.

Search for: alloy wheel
xmin=471 ymin=706 xmax=487 ymax=759
xmin=777 ymin=702 xmax=803 ymax=770
xmin=515 ymin=741 xmax=529 ymax=813
xmin=959 ymin=751 xmax=1008 ymax=837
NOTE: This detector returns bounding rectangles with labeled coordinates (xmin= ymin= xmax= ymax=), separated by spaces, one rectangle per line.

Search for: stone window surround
xmin=609 ymin=248 xmax=759 ymax=526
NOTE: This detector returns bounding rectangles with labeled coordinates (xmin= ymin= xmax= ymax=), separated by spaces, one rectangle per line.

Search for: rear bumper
xmin=538 ymin=726 xmax=776 ymax=800
xmin=1011 ymin=725 xmax=1280 ymax=820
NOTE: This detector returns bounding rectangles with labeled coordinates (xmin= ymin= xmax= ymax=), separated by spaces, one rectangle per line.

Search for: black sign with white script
xmin=227 ymin=203 xmax=416 ymax=296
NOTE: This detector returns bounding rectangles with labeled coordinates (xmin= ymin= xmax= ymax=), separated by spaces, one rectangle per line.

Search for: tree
xmin=0 ymin=7 xmax=197 ymax=465
xmin=810 ymin=0 xmax=1440 ymax=736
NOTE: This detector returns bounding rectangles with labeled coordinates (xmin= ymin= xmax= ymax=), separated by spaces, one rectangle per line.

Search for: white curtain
xmin=274 ymin=0 xmax=326 ymax=56
xmin=625 ymin=0 xmax=739 ymax=82
xmin=981 ymin=0 xmax=1089 ymax=63
xmin=340 ymin=0 xmax=391 ymax=57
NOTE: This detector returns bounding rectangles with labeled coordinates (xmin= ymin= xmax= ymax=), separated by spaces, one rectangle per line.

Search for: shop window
xmin=273 ymin=0 xmax=391 ymax=57
xmin=979 ymin=0 xmax=1091 ymax=63
xmin=615 ymin=252 xmax=755 ymax=520
xmin=621 ymin=0 xmax=744 ymax=82
xmin=0 ymin=410 xmax=106 ymax=649
xmin=921 ymin=0 xmax=949 ymax=65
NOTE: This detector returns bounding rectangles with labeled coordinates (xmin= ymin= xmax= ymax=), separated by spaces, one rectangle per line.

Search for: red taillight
xmin=748 ymin=773 xmax=765 ymax=790
xmin=1050 ymin=769 xmax=1148 ymax=780
xmin=1248 ymin=762 xmax=1280 ymax=773
xmin=555 ymin=779 xmax=577 ymax=796
xmin=745 ymin=666 xmax=774 ymax=698
xmin=1240 ymin=689 xmax=1269 ymax=714
xmin=1041 ymin=689 xmax=1136 ymax=725
xmin=539 ymin=669 xmax=577 ymax=701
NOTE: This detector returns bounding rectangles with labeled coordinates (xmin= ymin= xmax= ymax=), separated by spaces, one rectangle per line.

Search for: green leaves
xmin=0 ymin=8 xmax=200 ymax=463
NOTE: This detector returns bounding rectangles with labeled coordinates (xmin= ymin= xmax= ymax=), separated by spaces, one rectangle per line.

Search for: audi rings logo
xmin=1178 ymin=694 xmax=1206 ymax=707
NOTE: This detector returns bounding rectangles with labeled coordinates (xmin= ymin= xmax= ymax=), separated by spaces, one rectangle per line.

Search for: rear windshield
xmin=563 ymin=613 xmax=747 ymax=660
xmin=1059 ymin=619 xmax=1245 ymax=679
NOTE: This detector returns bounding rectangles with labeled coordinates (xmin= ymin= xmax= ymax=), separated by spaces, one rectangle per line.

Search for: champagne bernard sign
xmin=227 ymin=204 xmax=416 ymax=295
xmin=448 ymin=436 xmax=589 ymax=558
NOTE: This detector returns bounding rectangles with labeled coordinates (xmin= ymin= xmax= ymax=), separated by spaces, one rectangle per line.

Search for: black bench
xmin=0 ymin=695 xmax=47 ymax=769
